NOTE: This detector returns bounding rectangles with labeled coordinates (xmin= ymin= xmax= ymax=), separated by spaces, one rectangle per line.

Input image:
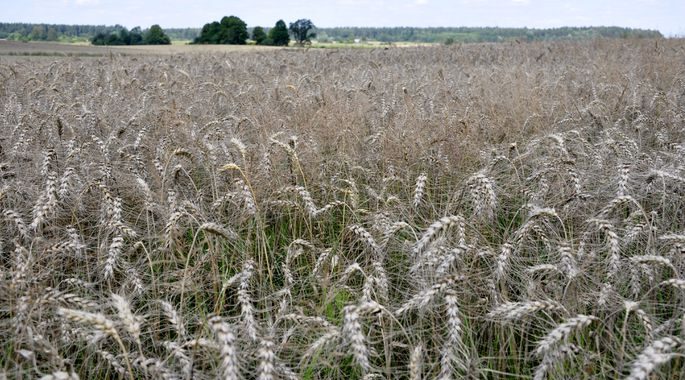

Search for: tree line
xmin=0 ymin=22 xmax=171 ymax=45
xmin=316 ymin=26 xmax=664 ymax=43
xmin=0 ymin=22 xmax=120 ymax=42
xmin=0 ymin=22 xmax=664 ymax=45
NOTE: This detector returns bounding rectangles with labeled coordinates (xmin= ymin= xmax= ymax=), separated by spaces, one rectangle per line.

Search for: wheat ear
xmin=58 ymin=308 xmax=134 ymax=380
xmin=534 ymin=315 xmax=596 ymax=357
xmin=208 ymin=316 xmax=239 ymax=380
xmin=625 ymin=336 xmax=682 ymax=380
xmin=414 ymin=215 xmax=465 ymax=257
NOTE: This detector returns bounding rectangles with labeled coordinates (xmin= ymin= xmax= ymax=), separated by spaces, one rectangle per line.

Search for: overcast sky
xmin=2 ymin=0 xmax=683 ymax=36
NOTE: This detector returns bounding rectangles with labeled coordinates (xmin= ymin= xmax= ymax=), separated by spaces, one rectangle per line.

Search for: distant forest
xmin=0 ymin=23 xmax=199 ymax=42
xmin=317 ymin=26 xmax=663 ymax=43
xmin=0 ymin=22 xmax=663 ymax=44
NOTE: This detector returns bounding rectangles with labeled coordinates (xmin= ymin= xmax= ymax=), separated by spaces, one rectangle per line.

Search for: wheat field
xmin=1 ymin=38 xmax=685 ymax=379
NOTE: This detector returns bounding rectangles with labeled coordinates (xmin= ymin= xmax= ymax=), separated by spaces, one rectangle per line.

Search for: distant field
xmin=0 ymin=40 xmax=278 ymax=58
xmin=0 ymin=40 xmax=434 ymax=57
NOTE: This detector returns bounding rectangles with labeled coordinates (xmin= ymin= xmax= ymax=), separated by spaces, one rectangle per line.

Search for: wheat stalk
xmin=396 ymin=275 xmax=464 ymax=315
xmin=439 ymin=289 xmax=466 ymax=378
xmin=465 ymin=171 xmax=497 ymax=221
xmin=111 ymin=294 xmax=142 ymax=349
xmin=625 ymin=336 xmax=682 ymax=380
xmin=413 ymin=173 xmax=427 ymax=209
xmin=487 ymin=300 xmax=566 ymax=322
xmin=257 ymin=339 xmax=276 ymax=380
xmin=533 ymin=344 xmax=580 ymax=380
xmin=342 ymin=301 xmax=382 ymax=373
xmin=38 ymin=371 xmax=80 ymax=380
xmin=348 ymin=224 xmax=381 ymax=257
xmin=104 ymin=235 xmax=123 ymax=280
xmin=535 ymin=315 xmax=596 ymax=357
xmin=414 ymin=215 xmax=465 ymax=257
xmin=58 ymin=308 xmax=134 ymax=380
xmin=239 ymin=259 xmax=258 ymax=342
xmin=209 ymin=316 xmax=239 ymax=380
xmin=409 ymin=343 xmax=423 ymax=380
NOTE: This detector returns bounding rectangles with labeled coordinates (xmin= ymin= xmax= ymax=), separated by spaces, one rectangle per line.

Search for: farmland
xmin=0 ymin=40 xmax=277 ymax=57
xmin=1 ymin=38 xmax=685 ymax=379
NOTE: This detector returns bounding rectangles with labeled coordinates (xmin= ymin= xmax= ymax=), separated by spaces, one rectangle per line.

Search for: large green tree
xmin=289 ymin=19 xmax=316 ymax=45
xmin=219 ymin=16 xmax=248 ymax=44
xmin=196 ymin=22 xmax=221 ymax=44
xmin=268 ymin=20 xmax=290 ymax=46
xmin=144 ymin=24 xmax=171 ymax=45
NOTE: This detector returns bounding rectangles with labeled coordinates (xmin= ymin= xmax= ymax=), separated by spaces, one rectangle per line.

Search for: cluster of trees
xmin=193 ymin=16 xmax=249 ymax=44
xmin=91 ymin=25 xmax=170 ymax=45
xmin=193 ymin=16 xmax=315 ymax=46
xmin=247 ymin=20 xmax=290 ymax=46
xmin=316 ymin=26 xmax=663 ymax=43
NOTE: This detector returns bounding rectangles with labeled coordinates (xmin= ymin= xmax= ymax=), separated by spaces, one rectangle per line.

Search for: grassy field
xmin=1 ymin=38 xmax=685 ymax=379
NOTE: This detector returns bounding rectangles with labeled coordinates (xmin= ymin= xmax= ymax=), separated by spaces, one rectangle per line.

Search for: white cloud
xmin=511 ymin=0 xmax=530 ymax=4
xmin=74 ymin=0 xmax=100 ymax=5
xmin=415 ymin=0 xmax=429 ymax=5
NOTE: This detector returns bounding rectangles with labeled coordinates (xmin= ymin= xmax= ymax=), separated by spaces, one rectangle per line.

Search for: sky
xmin=2 ymin=0 xmax=684 ymax=36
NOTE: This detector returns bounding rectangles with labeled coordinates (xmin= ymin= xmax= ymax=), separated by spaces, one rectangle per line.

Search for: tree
xmin=91 ymin=32 xmax=107 ymax=45
xmin=119 ymin=27 xmax=131 ymax=45
xmin=268 ymin=20 xmax=289 ymax=46
xmin=194 ymin=16 xmax=247 ymax=45
xmin=129 ymin=27 xmax=143 ymax=45
xmin=195 ymin=21 xmax=221 ymax=44
xmin=289 ymin=19 xmax=316 ymax=45
xmin=219 ymin=16 xmax=248 ymax=44
xmin=105 ymin=32 xmax=124 ymax=45
xmin=252 ymin=26 xmax=266 ymax=45
xmin=144 ymin=24 xmax=171 ymax=45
